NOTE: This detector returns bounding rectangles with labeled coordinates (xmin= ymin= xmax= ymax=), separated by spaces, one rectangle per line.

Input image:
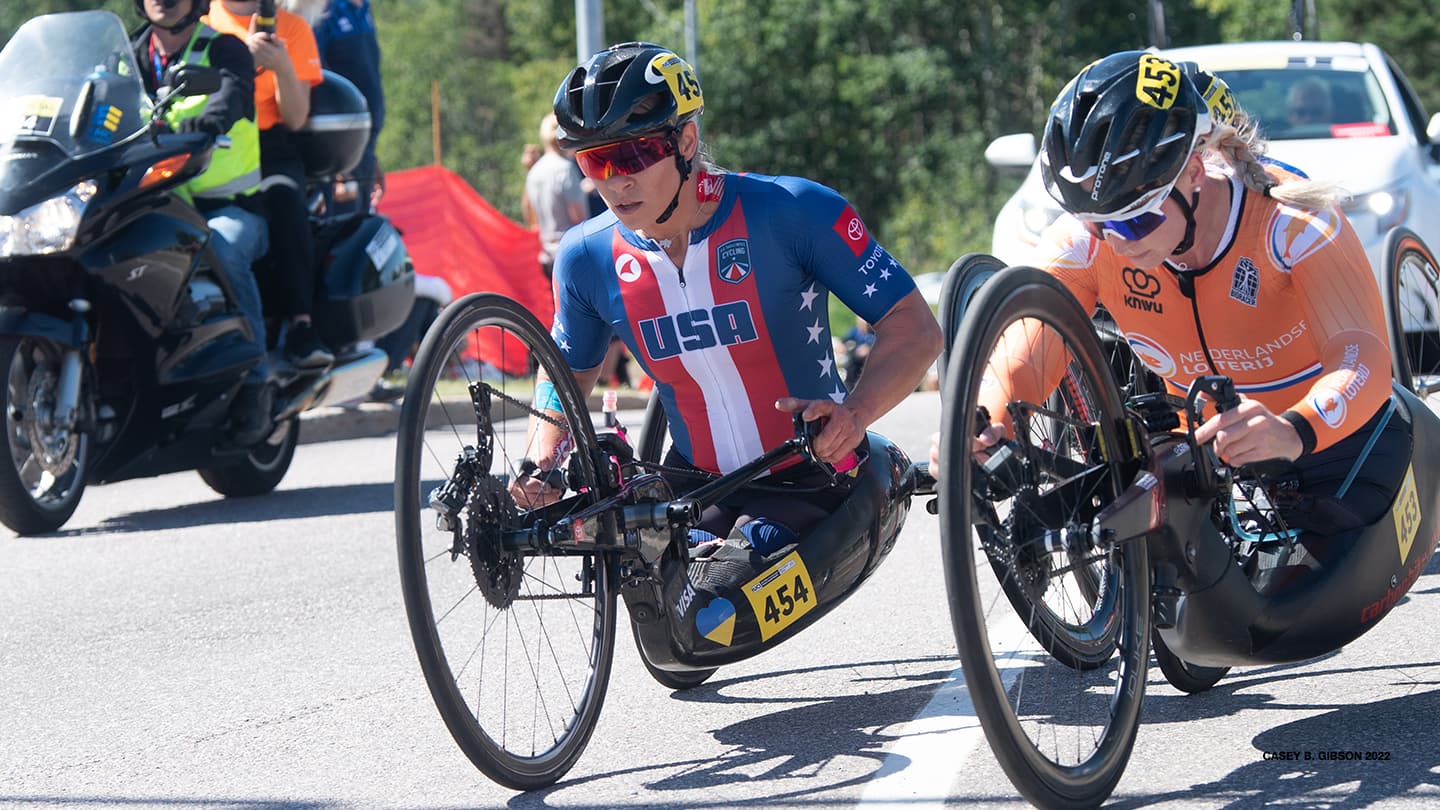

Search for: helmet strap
xmin=1169 ymin=187 xmax=1200 ymax=256
xmin=654 ymin=131 xmax=692 ymax=226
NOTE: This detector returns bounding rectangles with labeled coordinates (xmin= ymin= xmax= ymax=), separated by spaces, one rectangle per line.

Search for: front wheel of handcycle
xmin=394 ymin=292 xmax=617 ymax=790
xmin=1382 ymin=226 xmax=1440 ymax=398
xmin=938 ymin=266 xmax=1151 ymax=809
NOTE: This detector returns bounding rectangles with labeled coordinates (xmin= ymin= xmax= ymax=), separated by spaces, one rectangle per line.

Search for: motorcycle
xmin=0 ymin=10 xmax=413 ymax=535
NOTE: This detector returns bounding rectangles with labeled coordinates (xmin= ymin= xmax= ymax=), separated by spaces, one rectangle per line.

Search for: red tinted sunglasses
xmin=575 ymin=136 xmax=677 ymax=180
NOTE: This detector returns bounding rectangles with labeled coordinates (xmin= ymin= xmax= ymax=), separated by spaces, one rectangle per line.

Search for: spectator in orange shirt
xmin=206 ymin=0 xmax=333 ymax=367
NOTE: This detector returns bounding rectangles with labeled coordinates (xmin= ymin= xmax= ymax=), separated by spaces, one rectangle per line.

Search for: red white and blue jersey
xmin=551 ymin=172 xmax=916 ymax=474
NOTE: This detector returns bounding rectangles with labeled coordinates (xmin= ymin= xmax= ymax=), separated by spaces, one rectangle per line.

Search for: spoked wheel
xmin=0 ymin=336 xmax=89 ymax=535
xmin=1091 ymin=306 xmax=1161 ymax=401
xmin=629 ymin=392 xmax=717 ymax=691
xmin=938 ymin=267 xmax=1150 ymax=809
xmin=1382 ymin=227 xmax=1440 ymax=398
xmin=1151 ymin=628 xmax=1228 ymax=693
xmin=394 ymin=293 xmax=616 ymax=789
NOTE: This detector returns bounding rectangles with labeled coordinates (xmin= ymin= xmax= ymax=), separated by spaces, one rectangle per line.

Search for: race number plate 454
xmin=742 ymin=551 xmax=817 ymax=641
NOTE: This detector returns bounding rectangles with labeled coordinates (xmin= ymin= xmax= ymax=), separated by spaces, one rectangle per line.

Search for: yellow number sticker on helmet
xmin=651 ymin=53 xmax=703 ymax=117
xmin=1197 ymin=72 xmax=1236 ymax=127
xmin=1135 ymin=54 xmax=1182 ymax=110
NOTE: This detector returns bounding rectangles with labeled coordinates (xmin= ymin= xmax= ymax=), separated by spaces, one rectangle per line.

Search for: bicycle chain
xmin=473 ymin=381 xmax=568 ymax=430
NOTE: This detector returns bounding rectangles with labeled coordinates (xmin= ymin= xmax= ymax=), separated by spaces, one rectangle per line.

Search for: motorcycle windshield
xmin=0 ymin=11 xmax=151 ymax=191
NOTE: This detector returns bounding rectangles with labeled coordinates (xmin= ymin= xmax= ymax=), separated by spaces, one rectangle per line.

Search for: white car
xmin=987 ymin=40 xmax=1440 ymax=280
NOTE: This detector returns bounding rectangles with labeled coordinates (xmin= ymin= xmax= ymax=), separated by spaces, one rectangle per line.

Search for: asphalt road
xmin=3 ymin=391 xmax=1439 ymax=809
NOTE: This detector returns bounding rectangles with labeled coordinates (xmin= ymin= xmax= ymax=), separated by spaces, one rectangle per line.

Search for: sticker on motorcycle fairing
xmin=1393 ymin=464 xmax=1420 ymax=564
xmin=742 ymin=551 xmax=816 ymax=641
xmin=5 ymin=96 xmax=62 ymax=137
xmin=695 ymin=596 xmax=736 ymax=646
xmin=88 ymin=104 xmax=122 ymax=145
xmin=364 ymin=225 xmax=400 ymax=272
xmin=1135 ymin=54 xmax=1182 ymax=110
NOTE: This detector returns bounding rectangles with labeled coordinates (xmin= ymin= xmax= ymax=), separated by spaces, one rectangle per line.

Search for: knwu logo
xmin=1122 ymin=266 xmax=1163 ymax=313
xmin=640 ymin=301 xmax=759 ymax=361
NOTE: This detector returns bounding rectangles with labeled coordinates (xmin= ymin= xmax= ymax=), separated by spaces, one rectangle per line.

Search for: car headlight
xmin=0 ymin=180 xmax=97 ymax=258
xmin=1343 ymin=186 xmax=1410 ymax=235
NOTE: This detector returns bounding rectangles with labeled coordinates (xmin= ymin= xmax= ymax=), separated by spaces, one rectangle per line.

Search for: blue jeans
xmin=206 ymin=203 xmax=270 ymax=382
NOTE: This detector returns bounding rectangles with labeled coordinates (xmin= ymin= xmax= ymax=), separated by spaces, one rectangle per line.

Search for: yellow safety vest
xmin=162 ymin=24 xmax=261 ymax=200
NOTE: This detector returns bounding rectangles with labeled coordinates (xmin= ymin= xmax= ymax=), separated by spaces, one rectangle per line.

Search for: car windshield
xmin=1217 ymin=58 xmax=1395 ymax=141
xmin=0 ymin=11 xmax=150 ymax=170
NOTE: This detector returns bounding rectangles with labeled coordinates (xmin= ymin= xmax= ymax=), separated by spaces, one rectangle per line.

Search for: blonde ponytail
xmin=1202 ymin=113 xmax=1342 ymax=211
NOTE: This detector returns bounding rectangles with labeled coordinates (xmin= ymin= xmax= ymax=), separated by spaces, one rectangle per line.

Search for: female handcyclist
xmin=934 ymin=50 xmax=1410 ymax=595
xmin=511 ymin=42 xmax=941 ymax=555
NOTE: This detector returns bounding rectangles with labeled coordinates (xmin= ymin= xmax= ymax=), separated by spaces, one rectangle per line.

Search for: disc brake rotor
xmin=23 ymin=364 xmax=79 ymax=477
xmin=466 ymin=475 xmax=523 ymax=609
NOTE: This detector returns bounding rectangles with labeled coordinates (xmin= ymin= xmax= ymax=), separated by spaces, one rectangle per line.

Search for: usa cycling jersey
xmin=1013 ymin=167 xmax=1390 ymax=454
xmin=551 ymin=172 xmax=916 ymax=474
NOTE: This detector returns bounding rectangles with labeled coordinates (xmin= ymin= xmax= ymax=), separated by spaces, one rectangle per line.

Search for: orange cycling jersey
xmin=992 ymin=170 xmax=1390 ymax=455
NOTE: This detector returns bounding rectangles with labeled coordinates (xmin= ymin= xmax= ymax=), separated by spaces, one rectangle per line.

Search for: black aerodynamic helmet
xmin=553 ymin=41 xmax=704 ymax=151
xmin=1040 ymin=51 xmax=1222 ymax=221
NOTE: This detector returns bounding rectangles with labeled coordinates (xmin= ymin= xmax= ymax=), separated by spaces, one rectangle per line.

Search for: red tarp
xmin=378 ymin=165 xmax=550 ymax=376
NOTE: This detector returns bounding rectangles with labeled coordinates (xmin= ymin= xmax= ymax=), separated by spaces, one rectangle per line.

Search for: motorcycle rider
xmin=131 ymin=0 xmax=274 ymax=444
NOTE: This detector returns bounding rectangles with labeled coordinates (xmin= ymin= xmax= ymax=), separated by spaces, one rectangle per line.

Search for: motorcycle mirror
xmin=160 ymin=64 xmax=223 ymax=98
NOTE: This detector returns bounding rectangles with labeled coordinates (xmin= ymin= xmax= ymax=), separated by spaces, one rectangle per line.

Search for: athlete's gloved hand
xmin=1194 ymin=395 xmax=1303 ymax=466
xmin=774 ymin=397 xmax=863 ymax=466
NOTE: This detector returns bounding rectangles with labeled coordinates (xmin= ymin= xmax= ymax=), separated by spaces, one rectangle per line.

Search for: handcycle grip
xmin=1192 ymin=375 xmax=1241 ymax=415
xmin=791 ymin=412 xmax=859 ymax=473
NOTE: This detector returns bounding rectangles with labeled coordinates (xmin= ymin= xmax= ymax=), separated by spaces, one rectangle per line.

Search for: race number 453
xmin=1135 ymin=54 xmax=1182 ymax=110
xmin=743 ymin=551 xmax=817 ymax=641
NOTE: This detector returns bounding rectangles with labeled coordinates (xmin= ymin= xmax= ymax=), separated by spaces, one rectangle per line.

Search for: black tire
xmin=394 ymin=293 xmax=616 ymax=790
xmin=937 ymin=253 xmax=1006 ymax=391
xmin=938 ymin=266 xmax=1149 ymax=809
xmin=1151 ymin=628 xmax=1228 ymax=694
xmin=197 ymin=418 xmax=299 ymax=497
xmin=629 ymin=391 xmax=718 ymax=690
xmin=1382 ymin=227 xmax=1440 ymax=397
xmin=0 ymin=336 xmax=89 ymax=535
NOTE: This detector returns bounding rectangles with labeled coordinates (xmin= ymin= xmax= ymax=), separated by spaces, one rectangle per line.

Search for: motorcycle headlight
xmin=0 ymin=180 xmax=97 ymax=258
xmin=1342 ymin=186 xmax=1410 ymax=236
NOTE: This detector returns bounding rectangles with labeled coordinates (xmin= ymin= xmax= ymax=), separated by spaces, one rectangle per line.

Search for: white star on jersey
xmin=818 ymin=354 xmax=834 ymax=377
xmin=806 ymin=320 xmax=824 ymax=344
xmin=799 ymin=284 xmax=819 ymax=311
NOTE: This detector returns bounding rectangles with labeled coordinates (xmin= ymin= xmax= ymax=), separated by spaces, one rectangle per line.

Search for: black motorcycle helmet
xmin=552 ymin=41 xmax=703 ymax=152
xmin=1040 ymin=50 xmax=1214 ymax=223
xmin=134 ymin=0 xmax=210 ymax=34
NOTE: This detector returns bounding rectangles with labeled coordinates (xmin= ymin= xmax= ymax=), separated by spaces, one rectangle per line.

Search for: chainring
xmin=465 ymin=474 xmax=524 ymax=609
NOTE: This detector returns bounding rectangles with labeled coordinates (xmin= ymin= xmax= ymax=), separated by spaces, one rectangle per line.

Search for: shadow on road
xmin=503 ymin=655 xmax=963 ymax=808
xmin=1111 ymin=686 xmax=1440 ymax=808
xmin=29 ymin=482 xmax=395 ymax=538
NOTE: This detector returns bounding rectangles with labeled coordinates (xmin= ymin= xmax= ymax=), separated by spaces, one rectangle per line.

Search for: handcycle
xmin=392 ymin=292 xmax=933 ymax=789
xmin=934 ymin=259 xmax=1440 ymax=809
